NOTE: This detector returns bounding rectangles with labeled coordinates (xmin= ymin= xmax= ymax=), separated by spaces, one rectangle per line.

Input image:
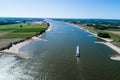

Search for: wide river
xmin=0 ymin=20 xmax=120 ymax=80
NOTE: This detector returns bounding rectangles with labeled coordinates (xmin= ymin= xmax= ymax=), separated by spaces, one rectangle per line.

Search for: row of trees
xmin=87 ymin=24 xmax=120 ymax=30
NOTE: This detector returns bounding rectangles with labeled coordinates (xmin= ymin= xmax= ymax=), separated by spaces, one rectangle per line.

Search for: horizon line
xmin=0 ymin=16 xmax=120 ymax=20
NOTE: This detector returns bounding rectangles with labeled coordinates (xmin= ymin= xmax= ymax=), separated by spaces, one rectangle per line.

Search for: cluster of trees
xmin=87 ymin=24 xmax=120 ymax=30
xmin=92 ymin=24 xmax=108 ymax=30
xmin=97 ymin=32 xmax=111 ymax=38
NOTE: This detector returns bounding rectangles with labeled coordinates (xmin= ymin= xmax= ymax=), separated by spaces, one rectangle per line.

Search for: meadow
xmin=0 ymin=22 xmax=48 ymax=38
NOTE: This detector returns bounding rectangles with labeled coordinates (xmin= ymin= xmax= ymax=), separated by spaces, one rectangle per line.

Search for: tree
xmin=97 ymin=32 xmax=110 ymax=38
xmin=20 ymin=25 xmax=23 ymax=28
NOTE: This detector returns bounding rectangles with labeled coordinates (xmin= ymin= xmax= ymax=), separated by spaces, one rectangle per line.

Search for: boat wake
xmin=76 ymin=57 xmax=80 ymax=63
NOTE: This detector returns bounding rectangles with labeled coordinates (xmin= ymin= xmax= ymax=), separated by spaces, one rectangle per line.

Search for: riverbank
xmin=0 ymin=36 xmax=42 ymax=59
xmin=0 ymin=22 xmax=51 ymax=59
xmin=68 ymin=23 xmax=120 ymax=61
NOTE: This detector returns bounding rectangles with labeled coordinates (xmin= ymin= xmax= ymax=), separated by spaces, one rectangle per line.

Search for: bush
xmin=47 ymin=23 xmax=50 ymax=26
xmin=97 ymin=32 xmax=110 ymax=38
xmin=20 ymin=25 xmax=23 ymax=28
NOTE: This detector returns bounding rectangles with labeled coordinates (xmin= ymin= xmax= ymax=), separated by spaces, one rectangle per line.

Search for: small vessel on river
xmin=76 ymin=45 xmax=80 ymax=57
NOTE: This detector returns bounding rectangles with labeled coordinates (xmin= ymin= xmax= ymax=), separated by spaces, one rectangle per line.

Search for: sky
xmin=0 ymin=0 xmax=120 ymax=19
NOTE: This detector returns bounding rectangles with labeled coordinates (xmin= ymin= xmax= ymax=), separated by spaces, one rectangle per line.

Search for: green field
xmin=0 ymin=22 xmax=48 ymax=38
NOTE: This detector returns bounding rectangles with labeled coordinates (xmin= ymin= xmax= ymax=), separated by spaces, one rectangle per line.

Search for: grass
xmin=0 ymin=22 xmax=48 ymax=38
xmin=77 ymin=24 xmax=104 ymax=34
xmin=107 ymin=29 xmax=120 ymax=31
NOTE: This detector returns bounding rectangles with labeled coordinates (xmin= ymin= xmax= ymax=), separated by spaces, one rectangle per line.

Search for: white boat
xmin=76 ymin=46 xmax=80 ymax=57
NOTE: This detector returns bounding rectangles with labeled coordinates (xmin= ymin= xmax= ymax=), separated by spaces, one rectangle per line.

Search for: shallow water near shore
xmin=0 ymin=20 xmax=120 ymax=80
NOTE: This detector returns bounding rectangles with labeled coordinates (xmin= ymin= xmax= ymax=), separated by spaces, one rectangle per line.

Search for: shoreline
xmin=67 ymin=22 xmax=120 ymax=61
xmin=66 ymin=22 xmax=114 ymax=42
xmin=0 ymin=22 xmax=51 ymax=59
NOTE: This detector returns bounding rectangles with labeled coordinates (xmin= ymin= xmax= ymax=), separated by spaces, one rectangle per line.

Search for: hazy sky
xmin=0 ymin=0 xmax=120 ymax=19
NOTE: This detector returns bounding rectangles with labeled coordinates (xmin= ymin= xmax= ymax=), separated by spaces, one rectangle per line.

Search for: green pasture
xmin=0 ymin=22 xmax=47 ymax=38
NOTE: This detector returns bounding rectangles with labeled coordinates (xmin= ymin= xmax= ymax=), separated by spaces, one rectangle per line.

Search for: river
xmin=0 ymin=20 xmax=120 ymax=80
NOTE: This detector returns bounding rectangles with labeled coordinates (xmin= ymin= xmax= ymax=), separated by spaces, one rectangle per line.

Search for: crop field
xmin=0 ymin=22 xmax=47 ymax=38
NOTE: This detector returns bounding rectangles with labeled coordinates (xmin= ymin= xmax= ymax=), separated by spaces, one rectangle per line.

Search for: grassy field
xmin=0 ymin=22 xmax=48 ymax=49
xmin=76 ymin=24 xmax=120 ymax=47
xmin=0 ymin=22 xmax=48 ymax=38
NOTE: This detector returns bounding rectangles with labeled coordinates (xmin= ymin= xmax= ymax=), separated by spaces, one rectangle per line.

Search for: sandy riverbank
xmin=4 ymin=37 xmax=42 ymax=58
xmin=95 ymin=41 xmax=120 ymax=61
xmin=0 ymin=37 xmax=43 ymax=59
xmin=0 ymin=22 xmax=51 ymax=59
